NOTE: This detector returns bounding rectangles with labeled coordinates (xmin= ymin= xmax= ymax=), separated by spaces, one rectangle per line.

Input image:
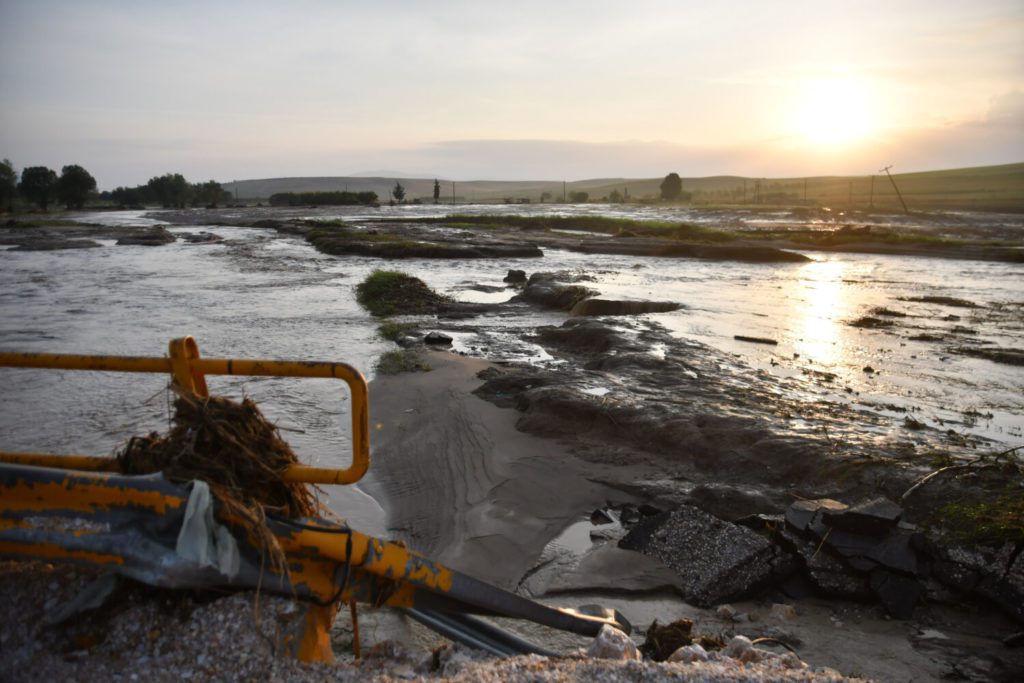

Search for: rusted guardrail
xmin=0 ymin=336 xmax=369 ymax=485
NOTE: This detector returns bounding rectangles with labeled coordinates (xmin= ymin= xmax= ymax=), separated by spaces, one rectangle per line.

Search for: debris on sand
xmin=953 ymin=346 xmax=1024 ymax=366
xmin=118 ymin=393 xmax=317 ymax=519
xmin=117 ymin=392 xmax=318 ymax=568
xmin=848 ymin=316 xmax=895 ymax=329
xmin=899 ymin=296 xmax=980 ymax=308
xmin=734 ymin=335 xmax=779 ymax=345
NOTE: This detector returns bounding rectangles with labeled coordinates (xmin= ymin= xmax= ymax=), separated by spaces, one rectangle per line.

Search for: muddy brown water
xmin=1 ymin=205 xmax=1022 ymax=534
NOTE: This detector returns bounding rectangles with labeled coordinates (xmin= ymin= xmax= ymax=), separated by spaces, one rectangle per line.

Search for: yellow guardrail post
xmin=0 ymin=337 xmax=370 ymax=485
xmin=169 ymin=336 xmax=209 ymax=397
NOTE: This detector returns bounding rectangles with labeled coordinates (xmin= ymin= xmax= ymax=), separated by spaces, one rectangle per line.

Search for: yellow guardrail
xmin=0 ymin=336 xmax=370 ymax=485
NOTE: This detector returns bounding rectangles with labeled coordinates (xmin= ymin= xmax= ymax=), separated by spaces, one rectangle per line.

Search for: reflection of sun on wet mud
xmin=792 ymin=259 xmax=847 ymax=366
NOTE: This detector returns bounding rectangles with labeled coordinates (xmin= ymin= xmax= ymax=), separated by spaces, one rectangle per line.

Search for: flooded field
xmin=0 ymin=205 xmax=1021 ymax=517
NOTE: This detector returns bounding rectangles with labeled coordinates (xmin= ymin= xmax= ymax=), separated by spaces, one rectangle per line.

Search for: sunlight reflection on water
xmin=794 ymin=259 xmax=847 ymax=367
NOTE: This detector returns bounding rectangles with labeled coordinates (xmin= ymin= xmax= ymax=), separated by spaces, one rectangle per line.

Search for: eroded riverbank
xmin=1 ymin=206 xmax=1022 ymax=679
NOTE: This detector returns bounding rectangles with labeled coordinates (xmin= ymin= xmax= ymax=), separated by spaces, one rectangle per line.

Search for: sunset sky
xmin=1 ymin=0 xmax=1021 ymax=188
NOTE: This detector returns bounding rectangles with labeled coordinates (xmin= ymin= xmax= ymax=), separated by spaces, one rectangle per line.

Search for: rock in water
xmin=424 ymin=331 xmax=453 ymax=346
xmin=503 ymin=269 xmax=527 ymax=284
xmin=586 ymin=624 xmax=640 ymax=660
xmin=618 ymin=505 xmax=787 ymax=606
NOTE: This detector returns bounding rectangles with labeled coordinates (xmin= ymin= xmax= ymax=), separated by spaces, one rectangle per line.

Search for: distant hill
xmin=222 ymin=163 xmax=1024 ymax=212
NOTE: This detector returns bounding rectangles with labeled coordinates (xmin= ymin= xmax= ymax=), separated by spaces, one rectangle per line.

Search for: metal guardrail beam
xmin=0 ymin=336 xmax=370 ymax=485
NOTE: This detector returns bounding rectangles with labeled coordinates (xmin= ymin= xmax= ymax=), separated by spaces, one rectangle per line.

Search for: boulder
xmin=536 ymin=319 xmax=626 ymax=354
xmin=784 ymin=499 xmax=847 ymax=533
xmin=116 ymin=226 xmax=177 ymax=246
xmin=424 ymin=331 xmax=453 ymax=346
xmin=515 ymin=281 xmax=595 ymax=310
xmin=870 ymin=568 xmax=924 ymax=619
xmin=933 ymin=542 xmax=1024 ymax=624
xmin=618 ymin=505 xmax=789 ymax=607
xmin=822 ymin=497 xmax=903 ymax=537
xmin=503 ymin=269 xmax=527 ymax=284
xmin=180 ymin=231 xmax=223 ymax=244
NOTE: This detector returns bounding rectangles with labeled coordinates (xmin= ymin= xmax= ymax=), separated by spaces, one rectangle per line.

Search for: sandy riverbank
xmin=359 ymin=349 xmax=1024 ymax=681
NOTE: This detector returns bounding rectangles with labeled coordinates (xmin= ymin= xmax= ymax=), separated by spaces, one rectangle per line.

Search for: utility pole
xmin=868 ymin=175 xmax=875 ymax=209
xmin=452 ymin=182 xmax=456 ymax=206
xmin=879 ymin=165 xmax=908 ymax=214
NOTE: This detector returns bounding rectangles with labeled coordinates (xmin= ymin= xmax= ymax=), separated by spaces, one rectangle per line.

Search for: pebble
xmin=586 ymin=624 xmax=641 ymax=661
xmin=770 ymin=603 xmax=798 ymax=621
xmin=724 ymin=635 xmax=753 ymax=659
xmin=2 ymin=560 xmax=857 ymax=682
xmin=667 ymin=643 xmax=709 ymax=663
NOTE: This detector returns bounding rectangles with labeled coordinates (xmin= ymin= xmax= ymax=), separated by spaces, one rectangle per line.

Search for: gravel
xmin=1 ymin=561 xmax=856 ymax=682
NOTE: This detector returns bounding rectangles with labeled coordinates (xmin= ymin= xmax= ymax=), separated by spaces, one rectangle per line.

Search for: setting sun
xmin=793 ymin=78 xmax=876 ymax=147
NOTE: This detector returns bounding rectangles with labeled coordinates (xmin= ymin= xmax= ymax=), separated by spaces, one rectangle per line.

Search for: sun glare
xmin=793 ymin=78 xmax=875 ymax=146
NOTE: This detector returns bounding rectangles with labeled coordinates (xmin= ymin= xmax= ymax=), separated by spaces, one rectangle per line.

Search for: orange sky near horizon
xmin=1 ymin=0 xmax=1021 ymax=187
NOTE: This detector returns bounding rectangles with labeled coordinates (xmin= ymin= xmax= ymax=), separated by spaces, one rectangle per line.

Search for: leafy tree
xmin=57 ymin=164 xmax=97 ymax=210
xmin=147 ymin=173 xmax=191 ymax=208
xmin=568 ymin=191 xmax=589 ymax=203
xmin=107 ymin=186 xmax=147 ymax=206
xmin=608 ymin=189 xmax=623 ymax=203
xmin=433 ymin=179 xmax=441 ymax=204
xmin=660 ymin=173 xmax=683 ymax=201
xmin=18 ymin=166 xmax=58 ymax=211
xmin=194 ymin=180 xmax=227 ymax=207
xmin=539 ymin=191 xmax=552 ymax=203
xmin=392 ymin=181 xmax=405 ymax=203
xmin=0 ymin=159 xmax=16 ymax=212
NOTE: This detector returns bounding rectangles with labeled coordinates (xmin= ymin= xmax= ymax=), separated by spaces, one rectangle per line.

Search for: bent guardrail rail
xmin=0 ymin=336 xmax=369 ymax=485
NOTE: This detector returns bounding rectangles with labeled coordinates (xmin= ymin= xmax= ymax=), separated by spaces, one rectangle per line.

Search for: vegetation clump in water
xmin=377 ymin=320 xmax=416 ymax=341
xmin=356 ymin=270 xmax=448 ymax=317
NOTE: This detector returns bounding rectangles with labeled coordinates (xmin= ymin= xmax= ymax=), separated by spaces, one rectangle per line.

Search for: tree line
xmin=0 ymin=158 xmax=233 ymax=212
xmin=104 ymin=174 xmax=231 ymax=209
xmin=1 ymin=159 xmax=97 ymax=211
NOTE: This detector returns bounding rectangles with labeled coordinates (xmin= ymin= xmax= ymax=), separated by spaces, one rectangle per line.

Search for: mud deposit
xmin=1 ymin=205 xmax=1022 ymax=680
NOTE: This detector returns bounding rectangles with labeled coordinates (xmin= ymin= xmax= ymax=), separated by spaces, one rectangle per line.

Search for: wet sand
xmin=363 ymin=350 xmax=666 ymax=588
xmin=362 ymin=350 xmax=1024 ymax=681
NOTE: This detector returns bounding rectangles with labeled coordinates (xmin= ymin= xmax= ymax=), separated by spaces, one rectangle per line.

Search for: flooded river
xmin=0 ymin=205 xmax=1021 ymax=528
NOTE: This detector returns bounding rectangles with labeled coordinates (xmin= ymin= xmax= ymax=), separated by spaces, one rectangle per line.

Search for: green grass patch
xmin=376 ymin=349 xmax=431 ymax=375
xmin=935 ymin=494 xmax=1024 ymax=547
xmin=413 ymin=214 xmax=737 ymax=242
xmin=355 ymin=270 xmax=447 ymax=317
xmin=924 ymin=447 xmax=1024 ymax=547
xmin=378 ymin=320 xmax=416 ymax=341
